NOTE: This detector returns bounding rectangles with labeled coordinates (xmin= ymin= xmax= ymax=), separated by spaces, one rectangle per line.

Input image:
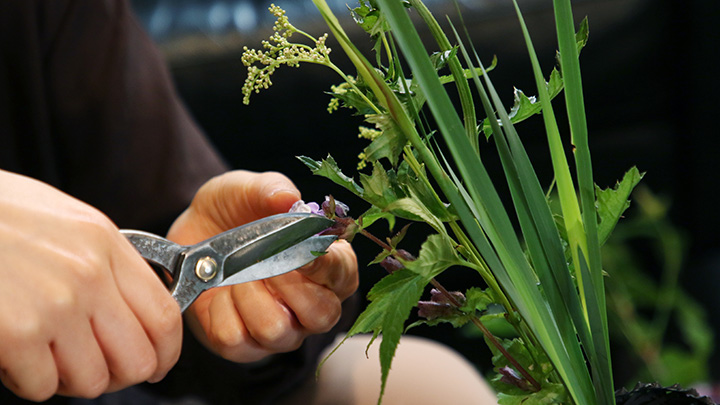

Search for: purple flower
xmin=417 ymin=301 xmax=457 ymax=320
xmin=417 ymin=288 xmax=466 ymax=320
xmin=289 ymin=196 xmax=358 ymax=241
xmin=379 ymin=249 xmax=416 ymax=273
xmin=321 ymin=195 xmax=350 ymax=218
xmin=380 ymin=256 xmax=404 ymax=273
xmin=289 ymin=200 xmax=323 ymax=216
xmin=498 ymin=366 xmax=534 ymax=392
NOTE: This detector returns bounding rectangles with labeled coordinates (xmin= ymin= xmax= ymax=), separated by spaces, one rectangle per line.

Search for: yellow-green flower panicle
xmin=241 ymin=4 xmax=332 ymax=104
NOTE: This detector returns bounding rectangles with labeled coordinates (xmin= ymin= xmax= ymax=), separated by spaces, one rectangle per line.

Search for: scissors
xmin=121 ymin=213 xmax=336 ymax=312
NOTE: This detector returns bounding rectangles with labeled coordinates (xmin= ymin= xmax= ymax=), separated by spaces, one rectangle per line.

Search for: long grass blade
xmin=448 ymin=19 xmax=597 ymax=405
xmin=553 ymin=0 xmax=613 ymax=402
xmin=375 ymin=1 xmax=603 ymax=404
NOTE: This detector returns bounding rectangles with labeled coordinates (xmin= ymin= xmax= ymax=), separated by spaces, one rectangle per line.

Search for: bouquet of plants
xmin=241 ymin=1 xmax=714 ymax=404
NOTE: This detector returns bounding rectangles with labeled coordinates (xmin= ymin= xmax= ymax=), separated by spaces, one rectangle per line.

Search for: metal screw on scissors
xmin=121 ymin=213 xmax=337 ymax=312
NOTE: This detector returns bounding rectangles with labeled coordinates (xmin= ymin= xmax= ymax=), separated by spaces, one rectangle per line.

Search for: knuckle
xmin=1 ymin=313 xmax=43 ymax=344
xmin=251 ymin=318 xmax=296 ymax=349
xmin=76 ymin=371 xmax=110 ymax=399
xmin=134 ymin=352 xmax=159 ymax=383
xmin=111 ymin=348 xmax=157 ymax=387
xmin=210 ymin=325 xmax=244 ymax=351
xmin=305 ymin=299 xmax=341 ymax=333
xmin=44 ymin=284 xmax=79 ymax=315
xmin=153 ymin=298 xmax=182 ymax=339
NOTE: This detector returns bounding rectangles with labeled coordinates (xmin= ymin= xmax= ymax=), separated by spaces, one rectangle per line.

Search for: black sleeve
xmin=0 ymin=0 xmax=228 ymax=231
xmin=0 ymin=2 xmax=358 ymax=404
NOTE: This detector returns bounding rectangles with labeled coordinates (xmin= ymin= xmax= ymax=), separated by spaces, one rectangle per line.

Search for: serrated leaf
xmin=347 ymin=269 xmax=429 ymax=401
xmin=575 ymin=17 xmax=589 ymax=53
xmin=429 ymin=48 xmax=458 ymax=71
xmin=397 ymin=160 xmax=458 ymax=222
xmin=481 ymin=68 xmax=564 ymax=138
xmin=298 ymin=155 xmax=364 ymax=196
xmin=384 ymin=197 xmax=445 ymax=234
xmin=401 ymin=234 xmax=465 ymax=278
xmin=596 ymin=167 xmax=644 ymax=244
xmin=363 ymin=113 xmax=408 ymax=167
xmin=461 ymin=287 xmax=494 ymax=313
xmin=359 ymin=161 xmax=406 ymax=209
xmin=359 ymin=205 xmax=396 ymax=230
xmin=480 ymin=312 xmax=520 ymax=339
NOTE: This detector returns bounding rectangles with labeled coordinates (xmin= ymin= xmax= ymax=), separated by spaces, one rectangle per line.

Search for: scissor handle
xmin=121 ymin=213 xmax=336 ymax=312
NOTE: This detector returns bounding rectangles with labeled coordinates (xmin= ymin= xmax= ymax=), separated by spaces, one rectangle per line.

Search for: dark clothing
xmin=0 ymin=0 xmax=226 ymax=232
xmin=0 ymin=1 xmax=354 ymax=403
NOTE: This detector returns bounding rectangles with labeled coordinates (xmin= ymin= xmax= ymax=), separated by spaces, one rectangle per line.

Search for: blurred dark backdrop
xmin=130 ymin=0 xmax=720 ymax=385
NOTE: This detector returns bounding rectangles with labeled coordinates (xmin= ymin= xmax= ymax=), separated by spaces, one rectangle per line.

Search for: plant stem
xmin=358 ymin=224 xmax=542 ymax=392
xmin=429 ymin=279 xmax=541 ymax=392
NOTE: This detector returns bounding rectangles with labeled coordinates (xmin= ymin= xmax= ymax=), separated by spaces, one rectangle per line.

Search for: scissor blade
xmin=204 ymin=213 xmax=333 ymax=280
xmin=218 ymin=235 xmax=337 ymax=287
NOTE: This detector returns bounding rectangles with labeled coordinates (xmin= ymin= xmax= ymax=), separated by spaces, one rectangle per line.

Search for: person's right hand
xmin=0 ymin=170 xmax=182 ymax=401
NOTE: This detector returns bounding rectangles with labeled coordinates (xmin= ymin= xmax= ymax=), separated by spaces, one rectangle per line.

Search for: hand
xmin=0 ymin=170 xmax=182 ymax=401
xmin=167 ymin=170 xmax=358 ymax=363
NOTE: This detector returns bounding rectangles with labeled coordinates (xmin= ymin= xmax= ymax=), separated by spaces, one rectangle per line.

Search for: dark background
xmin=131 ymin=0 xmax=720 ymax=385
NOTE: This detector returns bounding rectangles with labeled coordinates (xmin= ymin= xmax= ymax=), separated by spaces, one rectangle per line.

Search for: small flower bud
xmin=417 ymin=301 xmax=456 ymax=320
xmin=322 ymin=195 xmax=350 ymax=218
xmin=498 ymin=366 xmax=534 ymax=392
xmin=395 ymin=249 xmax=416 ymax=261
xmin=320 ymin=217 xmax=359 ymax=241
xmin=417 ymin=289 xmax=466 ymax=320
xmin=380 ymin=256 xmax=404 ymax=273
xmin=427 ymin=288 xmax=466 ymax=306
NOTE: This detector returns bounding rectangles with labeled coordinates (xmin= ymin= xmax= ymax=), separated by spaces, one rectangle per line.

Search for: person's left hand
xmin=166 ymin=170 xmax=358 ymax=363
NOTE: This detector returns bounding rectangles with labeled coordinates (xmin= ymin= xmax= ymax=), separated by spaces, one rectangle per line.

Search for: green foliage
xmin=298 ymin=155 xmax=364 ymax=196
xmin=487 ymin=338 xmax=568 ymax=405
xmin=345 ymin=268 xmax=430 ymax=401
xmin=603 ymin=188 xmax=713 ymax=389
xmin=246 ymin=2 xmax=648 ymax=404
xmin=596 ymin=167 xmax=644 ymax=244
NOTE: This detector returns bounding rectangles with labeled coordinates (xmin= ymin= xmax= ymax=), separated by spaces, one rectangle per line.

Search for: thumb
xmin=198 ymin=170 xmax=301 ymax=229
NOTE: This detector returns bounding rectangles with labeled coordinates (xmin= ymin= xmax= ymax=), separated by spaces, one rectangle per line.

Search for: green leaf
xmin=359 ymin=161 xmax=406 ymax=209
xmin=363 ymin=113 xmax=408 ymax=167
xmin=675 ymin=293 xmax=714 ymax=358
xmin=298 ymin=155 xmax=364 ymax=196
xmin=397 ymin=158 xmax=458 ymax=222
xmin=359 ymin=205 xmax=396 ymax=231
xmin=328 ymin=83 xmax=378 ymax=116
xmin=497 ymin=382 xmax=568 ymax=405
xmin=657 ymin=347 xmax=710 ymax=387
xmin=461 ymin=287 xmax=495 ymax=313
xmin=480 ymin=312 xmax=519 ymax=339
xmin=596 ymin=167 xmax=644 ymax=245
xmin=481 ymin=68 xmax=564 ymax=138
xmin=346 ymin=269 xmax=429 ymax=401
xmin=384 ymin=197 xmax=445 ymax=235
xmin=429 ymin=48 xmax=458 ymax=71
xmin=487 ymin=338 xmax=555 ymax=384
xmin=575 ymin=17 xmax=589 ymax=53
xmin=351 ymin=2 xmax=382 ymax=35
xmin=402 ymin=234 xmax=465 ymax=278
